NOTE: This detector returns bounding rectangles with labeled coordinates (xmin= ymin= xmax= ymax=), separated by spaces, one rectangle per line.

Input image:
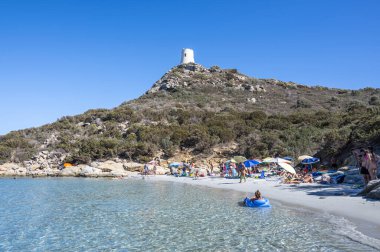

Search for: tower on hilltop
xmin=180 ymin=48 xmax=195 ymax=64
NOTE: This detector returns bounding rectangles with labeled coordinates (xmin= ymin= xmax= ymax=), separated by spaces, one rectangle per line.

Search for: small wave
xmin=326 ymin=213 xmax=380 ymax=251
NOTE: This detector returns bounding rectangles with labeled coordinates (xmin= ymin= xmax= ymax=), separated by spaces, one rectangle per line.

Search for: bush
xmin=369 ymin=96 xmax=380 ymax=105
xmin=293 ymin=99 xmax=312 ymax=109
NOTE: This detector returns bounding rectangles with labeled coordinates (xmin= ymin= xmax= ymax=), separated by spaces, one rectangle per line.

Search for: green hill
xmin=1 ymin=63 xmax=379 ymax=167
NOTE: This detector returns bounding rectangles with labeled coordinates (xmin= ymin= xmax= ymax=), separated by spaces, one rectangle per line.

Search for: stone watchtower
xmin=180 ymin=48 xmax=195 ymax=64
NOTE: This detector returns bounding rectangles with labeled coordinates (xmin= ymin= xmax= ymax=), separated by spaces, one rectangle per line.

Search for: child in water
xmin=250 ymin=190 xmax=263 ymax=202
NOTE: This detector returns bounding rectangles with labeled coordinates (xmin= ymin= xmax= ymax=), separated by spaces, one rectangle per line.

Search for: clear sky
xmin=0 ymin=0 xmax=379 ymax=135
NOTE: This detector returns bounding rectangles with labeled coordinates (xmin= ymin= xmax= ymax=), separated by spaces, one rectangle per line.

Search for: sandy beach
xmin=136 ymin=174 xmax=380 ymax=241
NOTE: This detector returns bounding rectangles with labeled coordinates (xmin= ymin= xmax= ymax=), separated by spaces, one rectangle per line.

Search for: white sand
xmin=138 ymin=175 xmax=380 ymax=239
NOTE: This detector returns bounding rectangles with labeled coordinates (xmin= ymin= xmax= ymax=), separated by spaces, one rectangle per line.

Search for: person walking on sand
xmin=239 ymin=163 xmax=247 ymax=183
xmin=209 ymin=161 xmax=214 ymax=174
xmin=365 ymin=147 xmax=379 ymax=181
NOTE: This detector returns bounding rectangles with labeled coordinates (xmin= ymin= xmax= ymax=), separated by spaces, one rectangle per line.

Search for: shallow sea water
xmin=0 ymin=177 xmax=379 ymax=252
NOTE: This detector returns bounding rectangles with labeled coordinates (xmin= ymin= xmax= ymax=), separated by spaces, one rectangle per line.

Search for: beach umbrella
xmin=298 ymin=155 xmax=313 ymax=161
xmin=244 ymin=159 xmax=261 ymax=167
xmin=282 ymin=156 xmax=293 ymax=161
xmin=278 ymin=162 xmax=296 ymax=174
xmin=262 ymin=157 xmax=273 ymax=163
xmin=301 ymin=157 xmax=320 ymax=164
xmin=229 ymin=158 xmax=237 ymax=163
xmin=233 ymin=156 xmax=247 ymax=163
xmin=261 ymin=157 xmax=291 ymax=164
xmin=169 ymin=162 xmax=182 ymax=167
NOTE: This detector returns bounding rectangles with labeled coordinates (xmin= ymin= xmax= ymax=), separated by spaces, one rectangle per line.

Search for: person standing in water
xmin=143 ymin=163 xmax=149 ymax=176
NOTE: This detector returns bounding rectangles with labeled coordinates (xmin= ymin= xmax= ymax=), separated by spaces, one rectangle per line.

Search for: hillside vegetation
xmin=1 ymin=63 xmax=379 ymax=167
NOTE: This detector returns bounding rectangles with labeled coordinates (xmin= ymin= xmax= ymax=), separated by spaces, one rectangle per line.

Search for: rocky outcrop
xmin=367 ymin=186 xmax=380 ymax=199
xmin=147 ymin=64 xmax=209 ymax=93
xmin=343 ymin=174 xmax=364 ymax=185
xmin=147 ymin=64 xmax=266 ymax=95
xmin=23 ymin=150 xmax=67 ymax=171
xmin=358 ymin=179 xmax=380 ymax=199
xmin=0 ymin=163 xmax=26 ymax=176
xmin=342 ymin=168 xmax=364 ymax=185
xmin=0 ymin=158 xmax=148 ymax=178
xmin=60 ymin=165 xmax=82 ymax=176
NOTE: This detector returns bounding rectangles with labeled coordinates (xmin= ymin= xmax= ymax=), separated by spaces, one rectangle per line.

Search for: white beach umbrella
xmin=262 ymin=157 xmax=291 ymax=164
xmin=278 ymin=162 xmax=296 ymax=174
xmin=298 ymin=155 xmax=313 ymax=161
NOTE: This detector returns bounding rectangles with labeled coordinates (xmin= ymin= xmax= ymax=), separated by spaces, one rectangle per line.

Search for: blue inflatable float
xmin=243 ymin=197 xmax=271 ymax=208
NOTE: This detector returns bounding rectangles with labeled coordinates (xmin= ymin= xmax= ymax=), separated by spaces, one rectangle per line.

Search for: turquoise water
xmin=0 ymin=177 xmax=378 ymax=251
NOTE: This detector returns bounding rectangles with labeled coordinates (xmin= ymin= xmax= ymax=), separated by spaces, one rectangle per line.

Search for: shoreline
xmin=137 ymin=175 xmax=380 ymax=241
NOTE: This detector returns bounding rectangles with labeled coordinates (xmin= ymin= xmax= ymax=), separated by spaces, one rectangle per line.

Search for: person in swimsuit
xmin=239 ymin=163 xmax=247 ymax=183
xmin=250 ymin=190 xmax=263 ymax=201
xmin=359 ymin=149 xmax=370 ymax=185
xmin=208 ymin=161 xmax=214 ymax=174
xmin=365 ymin=147 xmax=378 ymax=181
xmin=143 ymin=163 xmax=149 ymax=176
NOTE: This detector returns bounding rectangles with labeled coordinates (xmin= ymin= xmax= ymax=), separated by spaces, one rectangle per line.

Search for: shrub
xmin=369 ymin=96 xmax=380 ymax=105
xmin=294 ymin=99 xmax=312 ymax=109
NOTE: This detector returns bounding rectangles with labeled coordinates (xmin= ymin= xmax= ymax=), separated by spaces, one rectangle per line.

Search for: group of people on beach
xmin=144 ymin=148 xmax=379 ymax=187
xmin=280 ymin=170 xmax=314 ymax=184
xmin=218 ymin=162 xmax=259 ymax=180
xmin=352 ymin=146 xmax=378 ymax=185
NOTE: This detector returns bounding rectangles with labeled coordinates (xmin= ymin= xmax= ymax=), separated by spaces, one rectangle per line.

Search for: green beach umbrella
xmin=233 ymin=156 xmax=247 ymax=163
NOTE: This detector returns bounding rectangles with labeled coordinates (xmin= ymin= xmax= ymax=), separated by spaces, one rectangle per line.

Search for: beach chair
xmin=259 ymin=171 xmax=265 ymax=179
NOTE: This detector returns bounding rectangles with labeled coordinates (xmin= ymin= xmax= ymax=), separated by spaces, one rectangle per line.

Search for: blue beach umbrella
xmin=301 ymin=157 xmax=320 ymax=164
xmin=244 ymin=160 xmax=261 ymax=167
xmin=169 ymin=162 xmax=182 ymax=168
xmin=282 ymin=156 xmax=293 ymax=161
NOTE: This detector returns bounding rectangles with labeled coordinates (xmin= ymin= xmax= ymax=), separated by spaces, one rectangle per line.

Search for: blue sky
xmin=0 ymin=0 xmax=379 ymax=135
